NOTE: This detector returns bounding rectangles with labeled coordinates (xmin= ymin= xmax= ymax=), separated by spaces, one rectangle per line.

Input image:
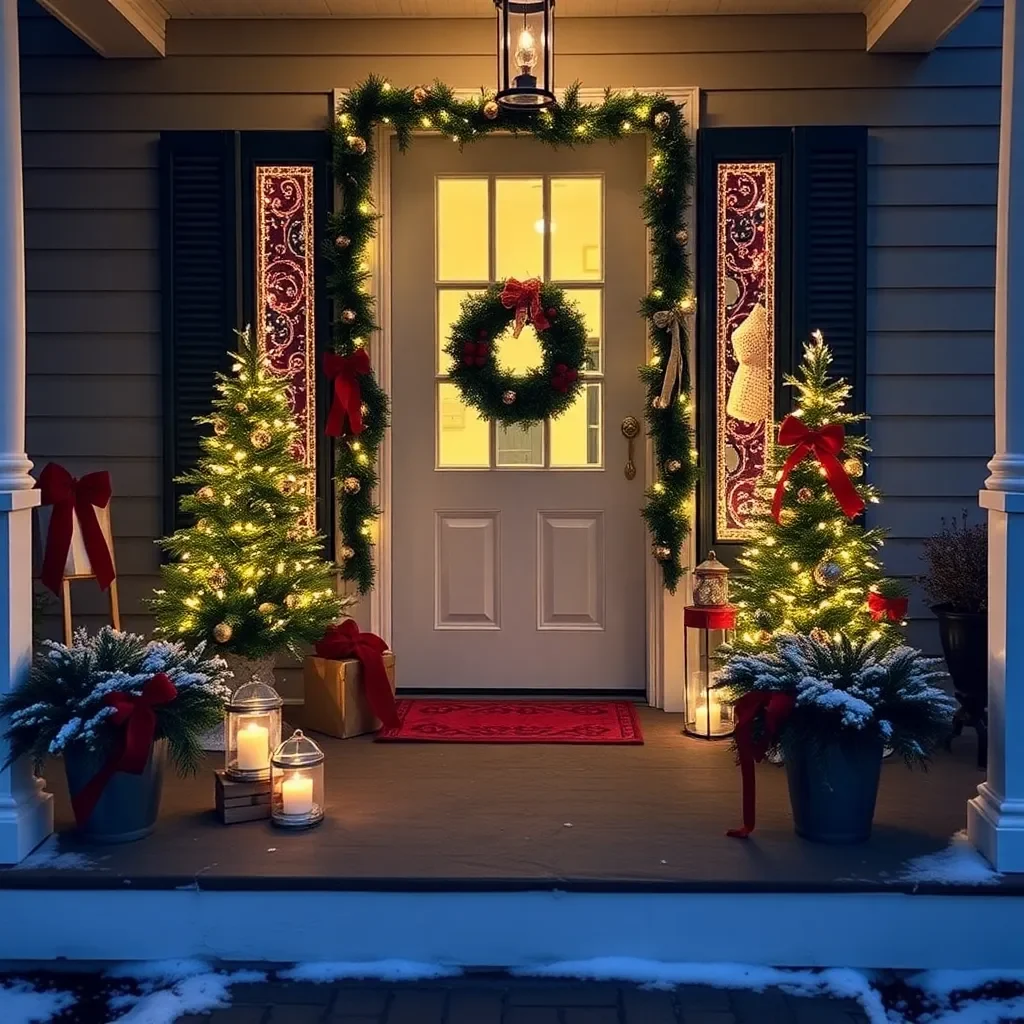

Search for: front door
xmin=391 ymin=135 xmax=648 ymax=691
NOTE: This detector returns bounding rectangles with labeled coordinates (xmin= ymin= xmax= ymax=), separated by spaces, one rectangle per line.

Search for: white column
xmin=0 ymin=0 xmax=51 ymax=864
xmin=968 ymin=0 xmax=1024 ymax=872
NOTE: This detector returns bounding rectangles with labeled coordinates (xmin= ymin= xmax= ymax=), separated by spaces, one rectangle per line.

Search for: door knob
xmin=621 ymin=416 xmax=640 ymax=480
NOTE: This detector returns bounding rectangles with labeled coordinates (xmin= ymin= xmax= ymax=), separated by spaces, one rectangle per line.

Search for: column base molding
xmin=0 ymin=779 xmax=53 ymax=865
xmin=968 ymin=782 xmax=1024 ymax=873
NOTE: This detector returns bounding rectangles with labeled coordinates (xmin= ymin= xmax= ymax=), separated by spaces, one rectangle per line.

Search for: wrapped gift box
xmin=288 ymin=652 xmax=397 ymax=739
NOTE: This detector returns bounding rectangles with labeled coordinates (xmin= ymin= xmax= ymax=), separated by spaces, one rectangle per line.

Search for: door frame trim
xmin=332 ymin=85 xmax=699 ymax=709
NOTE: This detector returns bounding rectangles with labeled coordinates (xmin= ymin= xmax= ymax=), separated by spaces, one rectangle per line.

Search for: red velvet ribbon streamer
xmin=70 ymin=672 xmax=177 ymax=829
xmin=315 ymin=620 xmax=399 ymax=729
xmin=500 ymin=278 xmax=551 ymax=338
xmin=36 ymin=462 xmax=116 ymax=596
xmin=324 ymin=349 xmax=371 ymax=437
xmin=771 ymin=416 xmax=865 ymax=524
xmin=868 ymin=591 xmax=908 ymax=623
xmin=727 ymin=690 xmax=796 ymax=839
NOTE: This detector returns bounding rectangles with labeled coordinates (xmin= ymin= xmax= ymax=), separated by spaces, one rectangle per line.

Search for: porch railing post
xmin=0 ymin=0 xmax=52 ymax=864
xmin=969 ymin=0 xmax=1024 ymax=873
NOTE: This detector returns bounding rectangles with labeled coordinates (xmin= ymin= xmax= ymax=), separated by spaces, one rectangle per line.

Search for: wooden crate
xmin=214 ymin=770 xmax=271 ymax=824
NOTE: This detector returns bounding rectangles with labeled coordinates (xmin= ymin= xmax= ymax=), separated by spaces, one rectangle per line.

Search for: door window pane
xmin=551 ymin=177 xmax=602 ymax=281
xmin=437 ymin=178 xmax=489 ymax=282
xmin=493 ymin=322 xmax=544 ymax=376
xmin=438 ymin=288 xmax=482 ymax=372
xmin=496 ymin=421 xmax=544 ymax=467
xmin=563 ymin=288 xmax=602 ymax=372
xmin=496 ymin=178 xmax=543 ymax=281
xmin=438 ymin=382 xmax=490 ymax=468
xmin=550 ymin=383 xmax=602 ymax=468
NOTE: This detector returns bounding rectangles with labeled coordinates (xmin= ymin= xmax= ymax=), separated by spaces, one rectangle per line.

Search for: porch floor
xmin=0 ymin=707 xmax=1006 ymax=893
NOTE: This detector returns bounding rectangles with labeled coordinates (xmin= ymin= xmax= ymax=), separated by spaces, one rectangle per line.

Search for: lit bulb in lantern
xmin=515 ymin=25 xmax=537 ymax=72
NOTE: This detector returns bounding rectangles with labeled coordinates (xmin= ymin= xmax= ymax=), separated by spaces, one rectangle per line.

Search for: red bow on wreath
xmin=315 ymin=620 xmax=399 ymax=729
xmin=36 ymin=462 xmax=116 ymax=596
xmin=551 ymin=363 xmax=578 ymax=394
xmin=324 ymin=349 xmax=371 ymax=437
xmin=868 ymin=591 xmax=908 ymax=623
xmin=70 ymin=672 xmax=178 ymax=829
xmin=727 ymin=689 xmax=795 ymax=839
xmin=500 ymin=278 xmax=551 ymax=338
xmin=771 ymin=416 xmax=865 ymax=524
xmin=462 ymin=341 xmax=490 ymax=367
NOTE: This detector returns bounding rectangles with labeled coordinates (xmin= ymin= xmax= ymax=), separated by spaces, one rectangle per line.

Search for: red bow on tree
xmin=70 ymin=672 xmax=178 ymax=829
xmin=36 ymin=462 xmax=116 ymax=596
xmin=462 ymin=341 xmax=490 ymax=367
xmin=867 ymin=591 xmax=908 ymax=623
xmin=500 ymin=278 xmax=551 ymax=338
xmin=771 ymin=415 xmax=865 ymax=524
xmin=727 ymin=689 xmax=795 ymax=839
xmin=324 ymin=349 xmax=371 ymax=437
xmin=551 ymin=363 xmax=578 ymax=394
xmin=315 ymin=620 xmax=399 ymax=729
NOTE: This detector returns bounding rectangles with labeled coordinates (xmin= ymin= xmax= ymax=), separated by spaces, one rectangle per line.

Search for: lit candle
xmin=281 ymin=773 xmax=314 ymax=816
xmin=695 ymin=697 xmax=722 ymax=735
xmin=236 ymin=721 xmax=269 ymax=772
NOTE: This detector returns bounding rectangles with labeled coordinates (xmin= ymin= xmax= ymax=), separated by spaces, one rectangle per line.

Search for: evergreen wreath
xmin=328 ymin=78 xmax=696 ymax=593
xmin=445 ymin=280 xmax=587 ymax=425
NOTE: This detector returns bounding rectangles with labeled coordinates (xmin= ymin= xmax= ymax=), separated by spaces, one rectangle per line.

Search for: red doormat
xmin=376 ymin=699 xmax=644 ymax=744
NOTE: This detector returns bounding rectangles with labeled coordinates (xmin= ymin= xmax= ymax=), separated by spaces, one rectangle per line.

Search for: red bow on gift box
xmin=500 ymin=278 xmax=551 ymax=338
xmin=324 ymin=349 xmax=371 ymax=437
xmin=727 ymin=689 xmax=795 ymax=839
xmin=315 ymin=620 xmax=399 ymax=728
xmin=551 ymin=363 xmax=578 ymax=394
xmin=70 ymin=672 xmax=177 ymax=829
xmin=36 ymin=462 xmax=116 ymax=596
xmin=771 ymin=416 xmax=865 ymax=524
xmin=868 ymin=591 xmax=908 ymax=623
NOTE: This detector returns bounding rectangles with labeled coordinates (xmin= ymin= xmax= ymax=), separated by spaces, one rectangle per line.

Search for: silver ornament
xmin=502 ymin=390 xmax=516 ymax=405
xmin=813 ymin=560 xmax=843 ymax=587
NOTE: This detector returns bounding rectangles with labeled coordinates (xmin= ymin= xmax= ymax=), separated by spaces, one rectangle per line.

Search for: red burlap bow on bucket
xmin=36 ymin=462 xmax=116 ymax=595
xmin=315 ymin=620 xmax=399 ymax=728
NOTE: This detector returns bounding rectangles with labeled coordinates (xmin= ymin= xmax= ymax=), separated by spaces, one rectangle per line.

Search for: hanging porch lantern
xmin=494 ymin=0 xmax=556 ymax=110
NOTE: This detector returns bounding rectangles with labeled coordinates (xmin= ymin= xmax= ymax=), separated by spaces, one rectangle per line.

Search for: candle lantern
xmin=683 ymin=604 xmax=736 ymax=739
xmin=692 ymin=550 xmax=730 ymax=607
xmin=270 ymin=729 xmax=325 ymax=830
xmin=494 ymin=0 xmax=556 ymax=110
xmin=225 ymin=679 xmax=283 ymax=782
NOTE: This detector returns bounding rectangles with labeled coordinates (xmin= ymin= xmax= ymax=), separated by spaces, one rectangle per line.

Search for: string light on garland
xmin=329 ymin=77 xmax=694 ymax=593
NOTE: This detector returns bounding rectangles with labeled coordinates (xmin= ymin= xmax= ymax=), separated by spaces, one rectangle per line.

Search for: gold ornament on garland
xmin=284 ymin=594 xmax=299 ymax=610
xmin=258 ymin=602 xmax=276 ymax=615
xmin=813 ymin=560 xmax=843 ymax=587
xmin=196 ymin=518 xmax=211 ymax=534
xmin=341 ymin=309 xmax=357 ymax=324
xmin=250 ymin=428 xmax=271 ymax=450
xmin=483 ymin=99 xmax=499 ymax=120
xmin=213 ymin=622 xmax=233 ymax=643
xmin=797 ymin=487 xmax=814 ymax=504
xmin=197 ymin=486 xmax=215 ymax=501
xmin=665 ymin=459 xmax=682 ymax=474
xmin=212 ymin=417 xmax=228 ymax=436
xmin=675 ymin=228 xmax=689 ymax=246
xmin=413 ymin=85 xmax=428 ymax=104
xmin=339 ymin=545 xmax=355 ymax=561
xmin=208 ymin=566 xmax=227 ymax=589
xmin=234 ymin=402 xmax=247 ymax=413
xmin=843 ymin=457 xmax=864 ymax=479
xmin=778 ymin=508 xmax=797 ymax=526
xmin=346 ymin=135 xmax=367 ymax=155
xmin=335 ymin=235 xmax=351 ymax=250
xmin=342 ymin=476 xmax=361 ymax=495
xmin=654 ymin=111 xmax=670 ymax=130
xmin=652 ymin=543 xmax=672 ymax=560
xmin=502 ymin=390 xmax=516 ymax=406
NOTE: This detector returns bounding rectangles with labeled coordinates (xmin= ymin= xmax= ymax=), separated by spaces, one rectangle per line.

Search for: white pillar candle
xmin=236 ymin=721 xmax=269 ymax=771
xmin=281 ymin=773 xmax=314 ymax=816
xmin=695 ymin=697 xmax=722 ymax=735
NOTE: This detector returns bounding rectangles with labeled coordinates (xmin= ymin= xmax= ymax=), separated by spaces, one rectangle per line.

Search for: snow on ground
xmin=280 ymin=960 xmax=462 ymax=983
xmin=12 ymin=836 xmax=100 ymax=872
xmin=514 ymin=958 xmax=889 ymax=1024
xmin=104 ymin=961 xmax=265 ymax=1024
xmin=0 ymin=982 xmax=75 ymax=1024
xmin=898 ymin=831 xmax=1002 ymax=886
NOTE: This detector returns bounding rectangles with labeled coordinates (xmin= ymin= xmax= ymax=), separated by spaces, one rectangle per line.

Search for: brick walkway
xmin=175 ymin=978 xmax=872 ymax=1024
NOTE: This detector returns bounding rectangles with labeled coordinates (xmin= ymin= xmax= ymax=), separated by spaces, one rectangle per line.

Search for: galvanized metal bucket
xmin=64 ymin=738 xmax=167 ymax=844
xmin=785 ymin=739 xmax=883 ymax=845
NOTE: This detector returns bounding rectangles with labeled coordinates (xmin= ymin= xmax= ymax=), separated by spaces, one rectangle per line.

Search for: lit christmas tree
xmin=729 ymin=333 xmax=906 ymax=653
xmin=152 ymin=328 xmax=345 ymax=658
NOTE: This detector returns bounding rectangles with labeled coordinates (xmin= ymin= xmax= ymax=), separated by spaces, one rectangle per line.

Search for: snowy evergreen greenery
xmin=0 ymin=627 xmax=231 ymax=774
xmin=730 ymin=334 xmax=904 ymax=653
xmin=718 ymin=632 xmax=956 ymax=765
xmin=151 ymin=328 xmax=347 ymax=659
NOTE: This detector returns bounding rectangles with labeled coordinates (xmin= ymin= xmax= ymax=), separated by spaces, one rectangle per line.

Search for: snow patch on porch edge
xmin=0 ymin=981 xmax=74 ymax=1024
xmin=898 ymin=831 xmax=1002 ymax=886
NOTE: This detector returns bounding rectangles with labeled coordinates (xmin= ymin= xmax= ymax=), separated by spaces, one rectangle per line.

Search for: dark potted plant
xmin=0 ymin=627 xmax=230 ymax=843
xmin=718 ymin=633 xmax=956 ymax=844
xmin=920 ymin=512 xmax=988 ymax=768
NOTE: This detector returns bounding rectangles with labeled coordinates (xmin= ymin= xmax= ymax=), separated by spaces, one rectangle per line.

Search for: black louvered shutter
xmin=793 ymin=126 xmax=867 ymax=413
xmin=159 ymin=132 xmax=240 ymax=534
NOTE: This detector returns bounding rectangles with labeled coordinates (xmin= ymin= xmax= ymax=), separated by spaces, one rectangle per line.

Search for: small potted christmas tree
xmin=151 ymin=329 xmax=347 ymax=713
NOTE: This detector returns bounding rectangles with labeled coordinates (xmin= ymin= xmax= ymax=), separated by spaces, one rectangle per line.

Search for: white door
xmin=391 ymin=135 xmax=648 ymax=691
